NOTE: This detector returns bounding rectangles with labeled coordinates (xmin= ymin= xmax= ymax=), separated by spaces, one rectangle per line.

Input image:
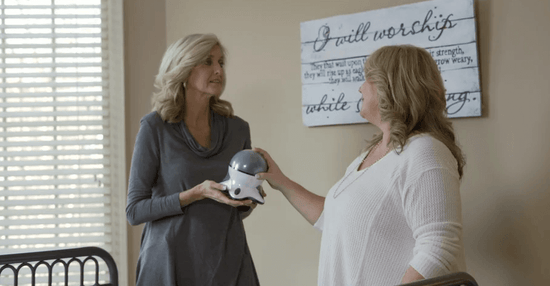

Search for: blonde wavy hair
xmin=364 ymin=45 xmax=465 ymax=178
xmin=151 ymin=33 xmax=233 ymax=122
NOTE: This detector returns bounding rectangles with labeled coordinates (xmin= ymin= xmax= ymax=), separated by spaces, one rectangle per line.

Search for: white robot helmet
xmin=220 ymin=150 xmax=267 ymax=204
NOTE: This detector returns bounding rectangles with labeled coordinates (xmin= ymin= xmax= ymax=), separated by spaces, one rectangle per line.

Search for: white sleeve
xmin=402 ymin=167 xmax=464 ymax=278
xmin=313 ymin=210 xmax=325 ymax=232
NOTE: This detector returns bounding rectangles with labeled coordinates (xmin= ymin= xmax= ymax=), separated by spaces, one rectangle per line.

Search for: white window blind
xmin=0 ymin=0 xmax=127 ymax=284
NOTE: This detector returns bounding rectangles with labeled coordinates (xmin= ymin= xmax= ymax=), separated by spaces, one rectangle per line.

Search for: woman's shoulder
xmin=137 ymin=112 xmax=171 ymax=136
xmin=401 ymin=134 xmax=458 ymax=173
xmin=404 ymin=134 xmax=447 ymax=153
xmin=140 ymin=111 xmax=164 ymax=125
xmin=225 ymin=114 xmax=250 ymax=130
xmin=226 ymin=114 xmax=247 ymax=124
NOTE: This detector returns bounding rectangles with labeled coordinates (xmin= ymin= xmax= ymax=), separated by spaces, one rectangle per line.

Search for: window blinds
xmin=0 ymin=3 xmax=127 ymax=283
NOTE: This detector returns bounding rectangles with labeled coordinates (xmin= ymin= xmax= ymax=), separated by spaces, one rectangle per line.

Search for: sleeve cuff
xmin=169 ymin=192 xmax=185 ymax=214
xmin=313 ymin=210 xmax=325 ymax=232
xmin=409 ymin=252 xmax=450 ymax=279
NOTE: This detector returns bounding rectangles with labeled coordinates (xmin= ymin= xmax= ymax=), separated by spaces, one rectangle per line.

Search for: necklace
xmin=332 ymin=141 xmax=390 ymax=199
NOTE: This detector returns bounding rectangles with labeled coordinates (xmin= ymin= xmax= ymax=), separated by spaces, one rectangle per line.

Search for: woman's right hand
xmin=253 ymin=147 xmax=290 ymax=192
xmin=187 ymin=180 xmax=255 ymax=208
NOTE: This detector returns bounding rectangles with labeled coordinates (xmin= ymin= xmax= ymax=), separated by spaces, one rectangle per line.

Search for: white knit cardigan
xmin=314 ymin=134 xmax=466 ymax=286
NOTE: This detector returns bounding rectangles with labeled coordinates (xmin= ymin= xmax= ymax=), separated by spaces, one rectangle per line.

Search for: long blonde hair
xmin=151 ymin=33 xmax=233 ymax=122
xmin=364 ymin=45 xmax=465 ymax=178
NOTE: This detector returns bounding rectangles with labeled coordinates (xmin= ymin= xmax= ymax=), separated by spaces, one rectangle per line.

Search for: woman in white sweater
xmin=254 ymin=45 xmax=466 ymax=285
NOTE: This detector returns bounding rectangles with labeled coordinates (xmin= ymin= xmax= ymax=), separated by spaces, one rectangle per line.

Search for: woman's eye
xmin=204 ymin=59 xmax=212 ymax=65
xmin=219 ymin=61 xmax=225 ymax=68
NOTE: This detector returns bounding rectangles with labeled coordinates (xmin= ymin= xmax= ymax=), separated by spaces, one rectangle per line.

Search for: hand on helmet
xmin=252 ymin=147 xmax=290 ymax=191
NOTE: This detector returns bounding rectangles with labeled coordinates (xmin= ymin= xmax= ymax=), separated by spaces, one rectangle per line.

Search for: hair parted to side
xmin=151 ymin=33 xmax=233 ymax=122
xmin=364 ymin=44 xmax=465 ymax=178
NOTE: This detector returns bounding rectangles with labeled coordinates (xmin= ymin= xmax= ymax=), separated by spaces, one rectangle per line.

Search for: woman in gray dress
xmin=126 ymin=34 xmax=262 ymax=285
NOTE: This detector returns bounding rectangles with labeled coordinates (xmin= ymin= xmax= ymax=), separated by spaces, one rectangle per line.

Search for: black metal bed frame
xmin=0 ymin=246 xmax=118 ymax=286
xmin=400 ymin=271 xmax=479 ymax=286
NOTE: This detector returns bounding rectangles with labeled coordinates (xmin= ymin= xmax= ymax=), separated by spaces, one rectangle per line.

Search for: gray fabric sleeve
xmin=126 ymin=118 xmax=183 ymax=226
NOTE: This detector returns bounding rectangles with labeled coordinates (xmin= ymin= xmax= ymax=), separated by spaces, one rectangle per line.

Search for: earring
xmin=183 ymin=82 xmax=187 ymax=89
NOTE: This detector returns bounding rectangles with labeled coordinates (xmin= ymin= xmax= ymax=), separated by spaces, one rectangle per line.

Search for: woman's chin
xmin=205 ymin=93 xmax=222 ymax=102
xmin=207 ymin=89 xmax=223 ymax=98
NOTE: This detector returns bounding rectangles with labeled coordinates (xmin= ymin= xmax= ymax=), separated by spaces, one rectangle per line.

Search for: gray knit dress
xmin=126 ymin=111 xmax=260 ymax=286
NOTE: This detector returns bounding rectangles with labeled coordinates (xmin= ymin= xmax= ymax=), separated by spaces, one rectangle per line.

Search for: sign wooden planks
xmin=300 ymin=0 xmax=481 ymax=127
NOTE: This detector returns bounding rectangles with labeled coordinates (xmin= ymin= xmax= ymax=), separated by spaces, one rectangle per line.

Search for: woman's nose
xmin=214 ymin=63 xmax=223 ymax=75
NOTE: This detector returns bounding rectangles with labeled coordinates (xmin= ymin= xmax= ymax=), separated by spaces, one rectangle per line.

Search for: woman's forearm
xmin=126 ymin=191 xmax=183 ymax=225
xmin=178 ymin=187 xmax=201 ymax=207
xmin=279 ymin=179 xmax=325 ymax=225
xmin=252 ymin=148 xmax=324 ymax=224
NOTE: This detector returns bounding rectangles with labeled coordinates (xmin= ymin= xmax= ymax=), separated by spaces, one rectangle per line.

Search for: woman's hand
xmin=253 ymin=147 xmax=290 ymax=192
xmin=189 ymin=180 xmax=256 ymax=208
